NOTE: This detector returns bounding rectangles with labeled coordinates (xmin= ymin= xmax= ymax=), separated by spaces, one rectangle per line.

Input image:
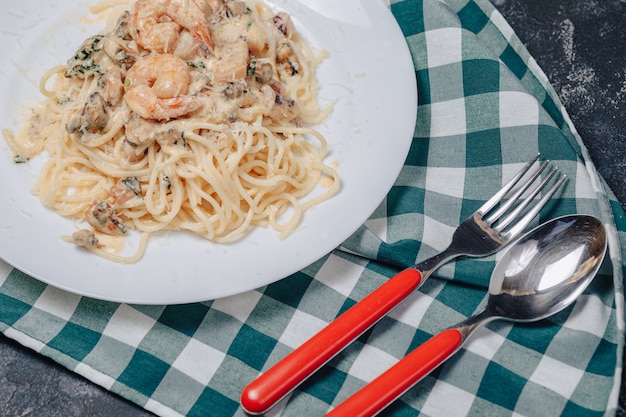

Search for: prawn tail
xmin=194 ymin=25 xmax=214 ymax=56
xmin=156 ymin=96 xmax=201 ymax=120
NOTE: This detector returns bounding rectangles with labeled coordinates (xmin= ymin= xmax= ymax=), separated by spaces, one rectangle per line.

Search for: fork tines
xmin=478 ymin=154 xmax=567 ymax=239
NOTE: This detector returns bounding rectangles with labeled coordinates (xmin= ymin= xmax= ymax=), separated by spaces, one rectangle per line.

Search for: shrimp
xmin=124 ymin=54 xmax=200 ymax=120
xmin=130 ymin=0 xmax=214 ymax=56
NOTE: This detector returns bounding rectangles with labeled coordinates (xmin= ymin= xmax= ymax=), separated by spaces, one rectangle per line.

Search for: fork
xmin=240 ymin=154 xmax=566 ymax=415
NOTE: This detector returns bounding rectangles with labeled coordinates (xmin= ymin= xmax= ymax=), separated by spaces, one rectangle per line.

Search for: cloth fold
xmin=1 ymin=0 xmax=624 ymax=416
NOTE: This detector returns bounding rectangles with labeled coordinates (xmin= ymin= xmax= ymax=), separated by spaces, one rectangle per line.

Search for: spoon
xmin=325 ymin=214 xmax=607 ymax=417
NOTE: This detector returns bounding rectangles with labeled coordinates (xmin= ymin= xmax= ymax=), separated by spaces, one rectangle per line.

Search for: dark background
xmin=1 ymin=0 xmax=625 ymax=415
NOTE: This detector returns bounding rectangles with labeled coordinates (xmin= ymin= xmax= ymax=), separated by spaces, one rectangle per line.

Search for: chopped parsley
xmin=187 ymin=60 xmax=207 ymax=69
xmin=175 ymin=131 xmax=187 ymax=147
xmin=121 ymin=177 xmax=142 ymax=197
xmin=65 ymin=35 xmax=105 ymax=79
xmin=247 ymin=60 xmax=257 ymax=77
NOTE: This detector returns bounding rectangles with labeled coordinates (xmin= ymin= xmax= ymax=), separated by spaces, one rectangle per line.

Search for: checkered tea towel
xmin=1 ymin=0 xmax=624 ymax=416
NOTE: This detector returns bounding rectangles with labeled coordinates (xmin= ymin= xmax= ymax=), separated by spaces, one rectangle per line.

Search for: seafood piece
xmin=273 ymin=12 xmax=295 ymax=38
xmin=248 ymin=60 xmax=273 ymax=84
xmin=124 ymin=54 xmax=200 ymax=120
xmin=194 ymin=92 xmax=240 ymax=123
xmin=276 ymin=42 xmax=300 ymax=75
xmin=120 ymin=138 xmax=147 ymax=162
xmin=224 ymin=1 xmax=247 ymax=17
xmin=112 ymin=10 xmax=133 ymax=41
xmin=222 ymin=81 xmax=246 ymax=99
xmin=130 ymin=0 xmax=214 ymax=55
xmin=66 ymin=92 xmax=109 ymax=134
xmin=103 ymin=37 xmax=137 ymax=70
xmin=266 ymin=81 xmax=300 ymax=122
xmin=70 ymin=229 xmax=99 ymax=248
xmin=110 ymin=177 xmax=142 ymax=204
xmin=98 ymin=67 xmax=125 ymax=106
xmin=210 ymin=6 xmax=267 ymax=56
xmin=102 ymin=10 xmax=139 ymax=69
xmin=244 ymin=21 xmax=269 ymax=57
xmin=205 ymin=0 xmax=224 ymax=12
xmin=124 ymin=114 xmax=185 ymax=148
xmin=173 ymin=30 xmax=202 ymax=60
xmin=271 ymin=93 xmax=299 ymax=122
xmin=85 ymin=200 xmax=127 ymax=235
xmin=70 ymin=229 xmax=98 ymax=248
xmin=213 ymin=38 xmax=250 ymax=85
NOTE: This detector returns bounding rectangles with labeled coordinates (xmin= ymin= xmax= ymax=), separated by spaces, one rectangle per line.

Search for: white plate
xmin=0 ymin=0 xmax=417 ymax=304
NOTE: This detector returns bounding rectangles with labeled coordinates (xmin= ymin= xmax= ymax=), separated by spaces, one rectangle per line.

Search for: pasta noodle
xmin=3 ymin=0 xmax=339 ymax=263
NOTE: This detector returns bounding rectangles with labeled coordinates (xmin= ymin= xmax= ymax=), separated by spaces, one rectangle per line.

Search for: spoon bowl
xmin=326 ymin=214 xmax=608 ymax=417
xmin=488 ymin=214 xmax=607 ymax=322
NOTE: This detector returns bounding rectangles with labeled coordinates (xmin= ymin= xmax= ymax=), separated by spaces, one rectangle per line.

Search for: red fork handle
xmin=325 ymin=328 xmax=463 ymax=417
xmin=240 ymin=268 xmax=423 ymax=415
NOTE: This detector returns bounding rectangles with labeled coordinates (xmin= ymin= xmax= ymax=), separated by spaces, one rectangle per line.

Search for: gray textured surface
xmin=0 ymin=335 xmax=154 ymax=416
xmin=1 ymin=0 xmax=625 ymax=415
xmin=494 ymin=0 xmax=626 ymax=210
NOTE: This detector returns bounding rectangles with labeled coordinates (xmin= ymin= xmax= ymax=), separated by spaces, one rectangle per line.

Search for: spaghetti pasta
xmin=3 ymin=0 xmax=339 ymax=263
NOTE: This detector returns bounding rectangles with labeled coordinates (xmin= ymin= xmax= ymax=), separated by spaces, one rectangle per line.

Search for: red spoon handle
xmin=240 ymin=268 xmax=423 ymax=415
xmin=325 ymin=328 xmax=463 ymax=417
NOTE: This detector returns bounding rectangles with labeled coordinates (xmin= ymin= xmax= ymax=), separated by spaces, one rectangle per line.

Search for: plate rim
xmin=0 ymin=0 xmax=417 ymax=304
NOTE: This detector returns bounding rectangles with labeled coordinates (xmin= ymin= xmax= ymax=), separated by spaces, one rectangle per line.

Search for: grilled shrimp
xmin=124 ymin=54 xmax=200 ymax=120
xmin=130 ymin=0 xmax=214 ymax=55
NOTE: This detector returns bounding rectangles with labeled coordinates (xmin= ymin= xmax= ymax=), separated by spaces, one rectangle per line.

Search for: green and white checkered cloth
xmin=1 ymin=0 xmax=624 ymax=415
